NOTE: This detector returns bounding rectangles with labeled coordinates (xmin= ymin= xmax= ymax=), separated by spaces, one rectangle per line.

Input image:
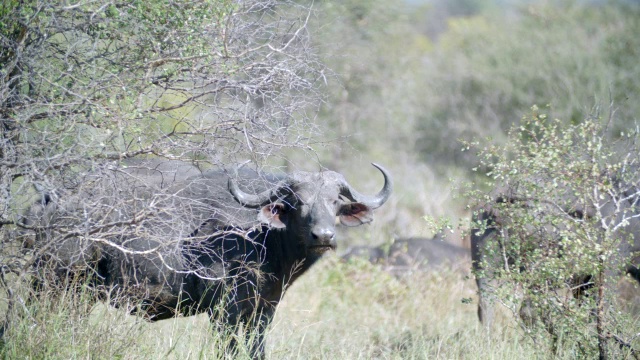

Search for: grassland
xmin=7 ymin=252 xmax=638 ymax=359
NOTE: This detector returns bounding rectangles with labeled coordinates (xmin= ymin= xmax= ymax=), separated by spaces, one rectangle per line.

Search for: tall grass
xmin=0 ymin=284 xmax=147 ymax=359
xmin=0 ymin=281 xmax=258 ymax=360
xmin=1 ymin=255 xmax=638 ymax=359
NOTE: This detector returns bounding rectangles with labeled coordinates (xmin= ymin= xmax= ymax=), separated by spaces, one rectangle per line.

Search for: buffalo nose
xmin=311 ymin=228 xmax=336 ymax=245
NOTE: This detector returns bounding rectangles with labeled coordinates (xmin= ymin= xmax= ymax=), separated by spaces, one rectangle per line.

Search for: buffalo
xmin=342 ymin=235 xmax=469 ymax=276
xmin=20 ymin=161 xmax=392 ymax=358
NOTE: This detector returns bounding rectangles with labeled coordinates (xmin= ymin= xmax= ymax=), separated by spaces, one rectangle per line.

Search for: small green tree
xmin=467 ymin=106 xmax=640 ymax=359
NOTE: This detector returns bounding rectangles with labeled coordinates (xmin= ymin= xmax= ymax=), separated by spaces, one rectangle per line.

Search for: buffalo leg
xmin=208 ymin=300 xmax=274 ymax=360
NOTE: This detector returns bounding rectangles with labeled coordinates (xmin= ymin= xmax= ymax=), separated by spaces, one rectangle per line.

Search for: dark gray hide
xmin=342 ymin=235 xmax=469 ymax=276
xmin=24 ymin=161 xmax=392 ymax=358
xmin=471 ymin=179 xmax=640 ymax=329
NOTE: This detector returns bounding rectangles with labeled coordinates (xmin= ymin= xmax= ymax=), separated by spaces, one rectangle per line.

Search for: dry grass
xmin=2 ymin=254 xmax=639 ymax=359
xmin=268 ymin=255 xmax=519 ymax=360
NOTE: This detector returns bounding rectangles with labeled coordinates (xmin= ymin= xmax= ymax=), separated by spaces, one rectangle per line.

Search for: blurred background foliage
xmin=298 ymin=0 xmax=640 ymax=244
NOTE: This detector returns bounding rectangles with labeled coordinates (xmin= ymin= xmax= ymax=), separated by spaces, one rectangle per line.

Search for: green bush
xmin=466 ymin=106 xmax=640 ymax=358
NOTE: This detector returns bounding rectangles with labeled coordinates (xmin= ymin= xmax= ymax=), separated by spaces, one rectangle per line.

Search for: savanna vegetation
xmin=2 ymin=0 xmax=640 ymax=358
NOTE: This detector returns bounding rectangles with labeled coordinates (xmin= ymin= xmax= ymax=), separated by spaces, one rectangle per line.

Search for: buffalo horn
xmin=340 ymin=163 xmax=393 ymax=209
xmin=228 ymin=177 xmax=291 ymax=208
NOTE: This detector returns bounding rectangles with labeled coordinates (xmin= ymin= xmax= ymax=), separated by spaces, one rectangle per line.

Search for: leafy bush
xmin=466 ymin=106 xmax=640 ymax=358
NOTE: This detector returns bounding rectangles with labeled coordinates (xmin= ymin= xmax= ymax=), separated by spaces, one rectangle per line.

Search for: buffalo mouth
xmin=307 ymin=244 xmax=336 ymax=254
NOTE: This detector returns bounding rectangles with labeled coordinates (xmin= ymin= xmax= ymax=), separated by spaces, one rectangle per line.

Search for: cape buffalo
xmin=21 ymin=161 xmax=393 ymax=358
xmin=342 ymin=235 xmax=469 ymax=276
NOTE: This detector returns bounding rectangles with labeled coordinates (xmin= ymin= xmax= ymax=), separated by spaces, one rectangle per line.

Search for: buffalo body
xmin=21 ymin=161 xmax=393 ymax=357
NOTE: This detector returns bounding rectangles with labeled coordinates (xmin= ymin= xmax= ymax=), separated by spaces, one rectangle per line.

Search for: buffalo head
xmin=228 ymin=163 xmax=392 ymax=260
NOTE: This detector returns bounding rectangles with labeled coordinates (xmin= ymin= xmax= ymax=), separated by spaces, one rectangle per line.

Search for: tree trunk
xmin=596 ymin=263 xmax=608 ymax=360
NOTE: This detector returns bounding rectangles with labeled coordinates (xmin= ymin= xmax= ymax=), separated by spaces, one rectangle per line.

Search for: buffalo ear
xmin=339 ymin=203 xmax=373 ymax=227
xmin=258 ymin=203 xmax=287 ymax=229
